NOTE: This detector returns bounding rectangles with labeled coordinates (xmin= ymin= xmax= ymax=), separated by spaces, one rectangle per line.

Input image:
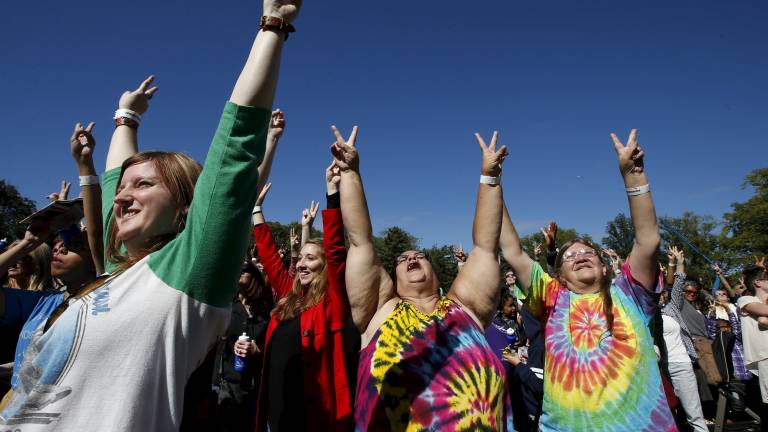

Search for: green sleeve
xmin=524 ymin=261 xmax=556 ymax=320
xmin=149 ymin=102 xmax=270 ymax=307
xmin=101 ymin=167 xmax=122 ymax=274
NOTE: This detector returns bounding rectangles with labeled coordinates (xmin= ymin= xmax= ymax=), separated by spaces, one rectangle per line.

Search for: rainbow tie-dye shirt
xmin=526 ymin=262 xmax=676 ymax=432
xmin=355 ymin=297 xmax=514 ymax=431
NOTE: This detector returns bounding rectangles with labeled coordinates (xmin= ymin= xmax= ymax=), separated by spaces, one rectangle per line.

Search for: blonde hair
xmin=106 ymin=151 xmax=202 ymax=269
xmin=272 ymin=239 xmax=328 ymax=321
xmin=7 ymin=241 xmax=53 ymax=291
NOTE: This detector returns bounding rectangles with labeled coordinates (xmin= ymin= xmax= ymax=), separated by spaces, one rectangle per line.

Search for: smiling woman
xmin=0 ymin=0 xmax=303 ymax=429
xmin=498 ymin=129 xmax=676 ymax=431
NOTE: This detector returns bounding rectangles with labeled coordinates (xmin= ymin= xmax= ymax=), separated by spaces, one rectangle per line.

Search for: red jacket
xmin=253 ymin=208 xmax=353 ymax=431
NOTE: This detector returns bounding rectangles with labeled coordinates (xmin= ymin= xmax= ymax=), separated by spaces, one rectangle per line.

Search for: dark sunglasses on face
xmin=684 ymin=290 xmax=697 ymax=295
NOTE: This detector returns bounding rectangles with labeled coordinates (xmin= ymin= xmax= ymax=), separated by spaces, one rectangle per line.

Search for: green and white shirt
xmin=0 ymin=102 xmax=269 ymax=431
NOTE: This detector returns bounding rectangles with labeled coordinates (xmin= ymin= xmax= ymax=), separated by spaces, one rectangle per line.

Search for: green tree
xmin=374 ymin=226 xmax=419 ymax=274
xmin=659 ymin=212 xmax=722 ymax=285
xmin=0 ymin=179 xmax=37 ymax=241
xmin=422 ymin=244 xmax=459 ymax=291
xmin=722 ymin=167 xmax=768 ymax=262
xmin=602 ymin=213 xmax=635 ymax=259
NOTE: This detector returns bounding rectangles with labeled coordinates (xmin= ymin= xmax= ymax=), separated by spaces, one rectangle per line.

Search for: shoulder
xmin=737 ymin=296 xmax=759 ymax=308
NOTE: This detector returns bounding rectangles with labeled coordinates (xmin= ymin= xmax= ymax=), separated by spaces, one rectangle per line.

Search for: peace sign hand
xmin=70 ymin=122 xmax=96 ymax=166
xmin=611 ymin=129 xmax=645 ymax=176
xmin=268 ymin=109 xmax=285 ymax=140
xmin=118 ymin=75 xmax=158 ymax=115
xmin=302 ymin=201 xmax=319 ymax=227
xmin=475 ymin=131 xmax=507 ymax=177
xmin=330 ymin=125 xmax=359 ymax=172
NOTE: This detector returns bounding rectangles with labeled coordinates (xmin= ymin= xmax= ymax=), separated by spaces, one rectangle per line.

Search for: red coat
xmin=253 ymin=208 xmax=353 ymax=431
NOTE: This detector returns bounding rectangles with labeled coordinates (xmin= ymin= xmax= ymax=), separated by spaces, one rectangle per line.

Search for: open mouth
xmin=573 ymin=259 xmax=593 ymax=271
xmin=406 ymin=262 xmax=421 ymax=272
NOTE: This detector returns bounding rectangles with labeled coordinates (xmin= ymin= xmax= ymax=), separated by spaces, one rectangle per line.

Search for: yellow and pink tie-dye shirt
xmin=526 ymin=262 xmax=676 ymax=432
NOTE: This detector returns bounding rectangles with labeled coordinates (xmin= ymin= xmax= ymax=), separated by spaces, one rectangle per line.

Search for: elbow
xmin=634 ymin=231 xmax=661 ymax=254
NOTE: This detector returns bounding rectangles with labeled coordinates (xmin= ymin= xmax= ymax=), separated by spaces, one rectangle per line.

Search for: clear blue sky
xmin=2 ymin=0 xmax=766 ymax=249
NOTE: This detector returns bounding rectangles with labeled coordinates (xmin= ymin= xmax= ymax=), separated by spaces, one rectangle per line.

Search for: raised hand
xmin=289 ymin=226 xmax=299 ymax=248
xmin=47 ymin=180 xmax=71 ymax=201
xmin=540 ymin=221 xmax=558 ymax=251
xmin=301 ymin=200 xmax=320 ymax=227
xmin=453 ymin=244 xmax=467 ymax=263
xmin=263 ymin=0 xmax=302 ymax=23
xmin=475 ymin=131 xmax=507 ymax=177
xmin=712 ymin=264 xmax=725 ymax=276
xmin=330 ymin=125 xmax=359 ymax=172
xmin=325 ymin=160 xmax=341 ymax=194
xmin=256 ymin=182 xmax=272 ymax=206
xmin=755 ymin=255 xmax=766 ymax=269
xmin=118 ymin=75 xmax=158 ymax=115
xmin=268 ymin=109 xmax=285 ymax=140
xmin=70 ymin=122 xmax=96 ymax=166
xmin=669 ymin=245 xmax=684 ymax=263
xmin=610 ymin=129 xmax=645 ymax=176
xmin=533 ymin=243 xmax=542 ymax=260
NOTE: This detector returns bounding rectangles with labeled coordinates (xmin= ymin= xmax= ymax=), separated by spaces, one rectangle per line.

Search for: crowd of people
xmin=1 ymin=0 xmax=766 ymax=430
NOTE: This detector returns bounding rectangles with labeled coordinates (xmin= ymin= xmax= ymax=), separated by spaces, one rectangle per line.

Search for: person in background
xmin=736 ymin=265 xmax=768 ymax=428
xmin=0 ymin=237 xmax=52 ymax=292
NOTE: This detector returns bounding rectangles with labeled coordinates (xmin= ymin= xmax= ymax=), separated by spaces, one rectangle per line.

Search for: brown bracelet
xmin=260 ymin=16 xmax=295 ymax=40
xmin=115 ymin=117 xmax=139 ymax=129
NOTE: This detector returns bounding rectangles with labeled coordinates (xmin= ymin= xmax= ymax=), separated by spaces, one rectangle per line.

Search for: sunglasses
xmin=684 ymin=290 xmax=697 ymax=295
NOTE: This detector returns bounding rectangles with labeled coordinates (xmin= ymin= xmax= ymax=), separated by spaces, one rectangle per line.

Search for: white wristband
xmin=252 ymin=205 xmax=263 ymax=214
xmin=114 ymin=109 xmax=141 ymax=123
xmin=480 ymin=175 xmax=500 ymax=185
xmin=79 ymin=175 xmax=100 ymax=186
xmin=626 ymin=184 xmax=650 ymax=196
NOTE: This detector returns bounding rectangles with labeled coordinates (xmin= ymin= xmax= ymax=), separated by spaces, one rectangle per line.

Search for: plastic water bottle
xmin=505 ymin=327 xmax=517 ymax=347
xmin=233 ymin=333 xmax=249 ymax=373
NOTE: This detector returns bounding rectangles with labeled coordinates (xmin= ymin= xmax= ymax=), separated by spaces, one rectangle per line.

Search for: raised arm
xmin=105 ymin=76 xmax=157 ymax=171
xmin=251 ymin=183 xmax=293 ymax=298
xmin=255 ymin=109 xmax=285 ymax=195
xmin=499 ymin=203 xmax=535 ymax=293
xmin=332 ymin=125 xmax=393 ymax=331
xmin=713 ymin=264 xmax=735 ymax=297
xmin=449 ymin=131 xmax=508 ymax=328
xmin=611 ymin=129 xmax=660 ymax=289
xmin=70 ymin=122 xmax=104 ymax=275
xmin=0 ymin=229 xmax=46 ymax=281
xmin=300 ymin=200 xmax=319 ymax=248
xmin=229 ymin=1 xmax=300 ymax=108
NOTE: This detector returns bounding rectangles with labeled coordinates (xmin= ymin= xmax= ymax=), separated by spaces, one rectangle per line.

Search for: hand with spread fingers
xmin=611 ymin=129 xmax=645 ymax=177
xmin=453 ymin=244 xmax=467 ymax=263
xmin=302 ymin=201 xmax=320 ymax=227
xmin=118 ymin=75 xmax=158 ymax=115
xmin=475 ymin=131 xmax=507 ymax=177
xmin=47 ymin=180 xmax=71 ymax=201
xmin=540 ymin=221 xmax=558 ymax=252
xmin=326 ymin=160 xmax=341 ymax=194
xmin=70 ymin=122 xmax=97 ymax=167
xmin=268 ymin=109 xmax=285 ymax=141
xmin=330 ymin=125 xmax=359 ymax=172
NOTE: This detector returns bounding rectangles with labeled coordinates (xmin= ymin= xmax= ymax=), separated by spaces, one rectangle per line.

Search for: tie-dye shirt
xmin=526 ymin=262 xmax=676 ymax=432
xmin=355 ymin=297 xmax=514 ymax=431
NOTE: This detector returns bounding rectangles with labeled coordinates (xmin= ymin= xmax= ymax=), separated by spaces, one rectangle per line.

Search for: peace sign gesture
xmin=611 ymin=129 xmax=645 ymax=176
xmin=118 ymin=75 xmax=159 ymax=115
xmin=302 ymin=200 xmax=319 ymax=227
xmin=268 ymin=109 xmax=285 ymax=140
xmin=475 ymin=131 xmax=507 ymax=177
xmin=330 ymin=125 xmax=359 ymax=172
xmin=70 ymin=122 xmax=96 ymax=166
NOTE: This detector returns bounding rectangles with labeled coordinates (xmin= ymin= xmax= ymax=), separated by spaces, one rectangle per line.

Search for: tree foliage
xmin=422 ymin=244 xmax=459 ymax=292
xmin=722 ymin=168 xmax=768 ymax=260
xmin=602 ymin=213 xmax=635 ymax=258
xmin=659 ymin=212 xmax=723 ymax=285
xmin=373 ymin=226 xmax=419 ymax=275
xmin=518 ymin=226 xmax=593 ymax=269
xmin=0 ymin=179 xmax=36 ymax=241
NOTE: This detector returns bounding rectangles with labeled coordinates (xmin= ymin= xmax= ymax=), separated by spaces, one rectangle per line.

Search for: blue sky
xmin=2 ymin=0 xmax=766 ymax=249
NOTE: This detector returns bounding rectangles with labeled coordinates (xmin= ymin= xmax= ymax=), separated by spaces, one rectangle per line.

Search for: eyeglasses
xmin=562 ymin=248 xmax=597 ymax=262
xmin=395 ymin=252 xmax=426 ymax=265
xmin=684 ymin=290 xmax=698 ymax=295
